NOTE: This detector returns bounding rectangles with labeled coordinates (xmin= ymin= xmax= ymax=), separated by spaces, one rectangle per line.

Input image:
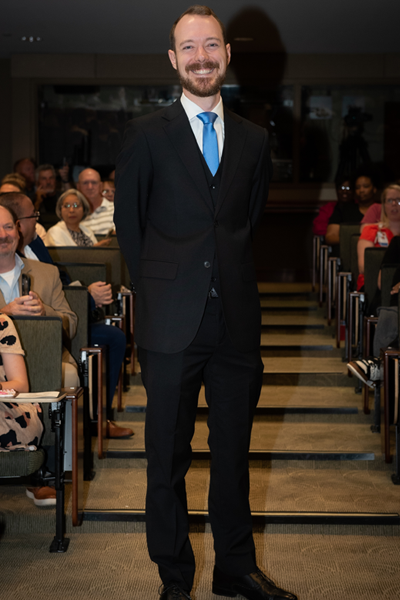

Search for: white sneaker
xmin=347 ymin=358 xmax=382 ymax=387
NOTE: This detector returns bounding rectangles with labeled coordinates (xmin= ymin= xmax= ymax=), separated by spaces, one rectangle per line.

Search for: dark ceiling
xmin=1 ymin=0 xmax=399 ymax=59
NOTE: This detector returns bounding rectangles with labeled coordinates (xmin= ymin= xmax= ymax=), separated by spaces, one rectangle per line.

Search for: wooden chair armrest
xmin=61 ymin=387 xmax=84 ymax=529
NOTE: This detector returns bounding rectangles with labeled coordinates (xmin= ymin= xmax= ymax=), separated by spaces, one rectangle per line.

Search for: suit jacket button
xmin=204 ymin=261 xmax=211 ymax=268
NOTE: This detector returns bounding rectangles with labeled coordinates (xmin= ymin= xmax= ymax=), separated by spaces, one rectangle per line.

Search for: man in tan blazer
xmin=0 ymin=204 xmax=78 ymax=384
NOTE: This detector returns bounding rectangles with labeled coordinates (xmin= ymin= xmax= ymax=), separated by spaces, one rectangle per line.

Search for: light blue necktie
xmin=197 ymin=112 xmax=219 ymax=176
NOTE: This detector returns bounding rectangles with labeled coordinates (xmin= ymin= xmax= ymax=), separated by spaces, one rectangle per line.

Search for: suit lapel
xmin=162 ymin=100 xmax=214 ymax=214
xmin=216 ymin=109 xmax=247 ymax=214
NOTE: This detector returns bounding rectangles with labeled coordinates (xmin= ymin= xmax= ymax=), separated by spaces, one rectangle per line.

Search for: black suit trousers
xmin=139 ymin=296 xmax=264 ymax=592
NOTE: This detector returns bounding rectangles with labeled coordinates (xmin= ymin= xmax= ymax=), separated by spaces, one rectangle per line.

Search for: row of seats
xmin=0 ymin=238 xmax=136 ymax=551
xmin=313 ymin=227 xmax=400 ymax=485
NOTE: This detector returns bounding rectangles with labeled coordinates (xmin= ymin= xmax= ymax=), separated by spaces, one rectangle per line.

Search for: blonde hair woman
xmin=356 ymin=184 xmax=400 ymax=291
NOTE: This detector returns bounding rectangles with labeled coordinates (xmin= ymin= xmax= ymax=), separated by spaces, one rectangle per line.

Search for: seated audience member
xmin=13 ymin=158 xmax=36 ymax=201
xmin=0 ymin=173 xmax=27 ymax=194
xmin=0 ymin=197 xmax=78 ymax=389
xmin=0 ymin=176 xmax=46 ymax=243
xmin=325 ymin=172 xmax=378 ymax=250
xmin=313 ymin=179 xmax=352 ymax=237
xmin=1 ymin=193 xmax=131 ymax=439
xmin=101 ymin=180 xmax=115 ymax=203
xmin=356 ymin=184 xmax=400 ymax=291
xmin=348 ymin=220 xmax=400 ymax=386
xmin=77 ymin=168 xmax=115 ymax=235
xmin=45 ymin=190 xmax=110 ymax=248
xmin=0 ymin=314 xmax=55 ymax=506
xmin=34 ymin=164 xmax=73 ymax=226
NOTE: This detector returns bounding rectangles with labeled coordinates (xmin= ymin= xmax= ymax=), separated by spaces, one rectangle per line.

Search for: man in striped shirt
xmin=78 ymin=168 xmax=115 ymax=235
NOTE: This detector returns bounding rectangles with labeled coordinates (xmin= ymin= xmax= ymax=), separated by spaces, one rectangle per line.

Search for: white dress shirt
xmin=180 ymin=93 xmax=225 ymax=162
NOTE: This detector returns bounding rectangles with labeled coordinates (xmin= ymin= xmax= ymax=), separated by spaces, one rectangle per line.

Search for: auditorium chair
xmin=48 ymin=246 xmax=136 ymax=375
xmin=321 ymin=223 xmax=360 ymax=325
xmin=377 ymin=291 xmax=400 ymax=483
xmin=0 ymin=316 xmax=84 ymax=551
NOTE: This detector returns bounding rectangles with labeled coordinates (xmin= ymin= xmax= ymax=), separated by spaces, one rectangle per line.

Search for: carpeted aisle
xmin=1 ymin=528 xmax=400 ymax=599
xmin=1 ymin=282 xmax=400 ymax=599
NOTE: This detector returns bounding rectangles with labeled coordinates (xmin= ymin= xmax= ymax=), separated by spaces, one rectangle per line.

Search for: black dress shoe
xmin=159 ymin=585 xmax=192 ymax=600
xmin=212 ymin=566 xmax=298 ymax=600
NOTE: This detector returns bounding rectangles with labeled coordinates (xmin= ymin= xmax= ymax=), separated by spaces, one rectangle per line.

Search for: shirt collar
xmin=92 ymin=198 xmax=112 ymax=214
xmin=181 ymin=93 xmax=224 ymax=123
xmin=0 ymin=254 xmax=24 ymax=282
xmin=15 ymin=253 xmax=25 ymax=273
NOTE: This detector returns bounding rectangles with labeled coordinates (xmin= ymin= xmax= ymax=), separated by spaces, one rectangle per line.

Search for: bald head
xmin=77 ymin=168 xmax=102 ymax=209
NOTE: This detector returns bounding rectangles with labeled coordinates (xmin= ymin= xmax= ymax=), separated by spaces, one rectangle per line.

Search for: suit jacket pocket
xmin=242 ymin=261 xmax=257 ymax=282
xmin=139 ymin=259 xmax=178 ymax=280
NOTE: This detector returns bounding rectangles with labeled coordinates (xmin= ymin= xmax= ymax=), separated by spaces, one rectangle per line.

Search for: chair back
xmin=11 ymin=316 xmax=63 ymax=448
xmin=95 ymin=234 xmax=120 ymax=248
xmin=56 ymin=262 xmax=107 ymax=287
xmin=349 ymin=233 xmax=360 ymax=282
xmin=12 ymin=316 xmax=63 ymax=392
xmin=381 ymin=263 xmax=400 ymax=307
xmin=47 ymin=247 xmax=125 ymax=294
xmin=62 ymin=287 xmax=89 ymax=365
xmin=339 ymin=223 xmax=361 ymax=272
xmin=364 ymin=247 xmax=387 ymax=306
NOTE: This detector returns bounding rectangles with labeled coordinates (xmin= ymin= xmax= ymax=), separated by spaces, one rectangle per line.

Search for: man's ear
xmin=226 ymin=43 xmax=231 ymax=66
xmin=168 ymin=49 xmax=177 ymax=70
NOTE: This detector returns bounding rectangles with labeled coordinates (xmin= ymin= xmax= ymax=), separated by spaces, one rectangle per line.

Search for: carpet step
xmin=105 ymin=421 xmax=384 ymax=457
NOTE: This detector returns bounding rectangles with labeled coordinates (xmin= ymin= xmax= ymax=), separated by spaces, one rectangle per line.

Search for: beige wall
xmin=0 ymin=59 xmax=12 ymax=177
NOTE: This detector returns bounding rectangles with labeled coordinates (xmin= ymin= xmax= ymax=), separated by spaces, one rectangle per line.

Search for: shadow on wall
xmin=226 ymin=6 xmax=287 ymax=86
xmin=225 ymin=8 xmax=322 ymax=282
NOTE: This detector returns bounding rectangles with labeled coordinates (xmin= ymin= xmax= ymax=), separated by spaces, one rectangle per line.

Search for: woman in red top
xmin=357 ymin=184 xmax=400 ymax=290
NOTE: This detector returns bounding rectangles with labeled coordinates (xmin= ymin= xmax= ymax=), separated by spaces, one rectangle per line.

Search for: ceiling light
xmin=21 ymin=36 xmax=42 ymax=43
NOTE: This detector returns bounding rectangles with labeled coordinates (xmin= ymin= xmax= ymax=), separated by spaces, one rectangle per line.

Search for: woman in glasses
xmin=356 ymin=184 xmax=400 ymax=291
xmin=101 ymin=180 xmax=115 ymax=203
xmin=44 ymin=189 xmax=131 ymax=439
xmin=45 ymin=190 xmax=109 ymax=247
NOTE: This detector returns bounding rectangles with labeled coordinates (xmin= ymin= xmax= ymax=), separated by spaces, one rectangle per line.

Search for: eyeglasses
xmin=340 ymin=186 xmax=351 ymax=191
xmin=19 ymin=211 xmax=40 ymax=221
xmin=62 ymin=202 xmax=82 ymax=209
xmin=386 ymin=198 xmax=400 ymax=206
xmin=102 ymin=189 xmax=115 ymax=196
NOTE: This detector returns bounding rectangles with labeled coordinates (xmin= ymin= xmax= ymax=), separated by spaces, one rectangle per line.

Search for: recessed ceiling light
xmin=21 ymin=36 xmax=42 ymax=42
xmin=234 ymin=37 xmax=254 ymax=42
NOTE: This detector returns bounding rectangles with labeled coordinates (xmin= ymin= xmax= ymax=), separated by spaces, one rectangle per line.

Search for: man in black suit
xmin=115 ymin=6 xmax=297 ymax=600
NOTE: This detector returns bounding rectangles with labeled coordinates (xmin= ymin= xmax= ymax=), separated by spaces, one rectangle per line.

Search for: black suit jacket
xmin=114 ymin=99 xmax=272 ymax=354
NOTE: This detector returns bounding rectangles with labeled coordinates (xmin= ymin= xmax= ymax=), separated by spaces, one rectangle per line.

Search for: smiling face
xmin=61 ymin=194 xmax=84 ymax=231
xmin=0 ymin=206 xmax=19 ymax=259
xmin=168 ymin=14 xmax=230 ymax=103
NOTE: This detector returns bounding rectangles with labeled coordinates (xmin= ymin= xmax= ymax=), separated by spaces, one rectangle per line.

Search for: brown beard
xmin=177 ymin=60 xmax=226 ymax=98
